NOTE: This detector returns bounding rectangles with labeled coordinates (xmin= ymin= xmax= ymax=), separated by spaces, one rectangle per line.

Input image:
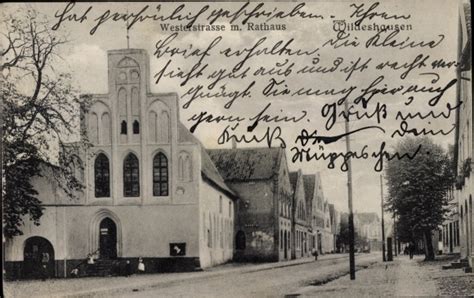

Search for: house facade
xmin=454 ymin=2 xmax=473 ymax=269
xmin=208 ymin=148 xmax=293 ymax=262
xmin=307 ymin=173 xmax=327 ymax=254
xmin=441 ymin=187 xmax=461 ymax=254
xmin=328 ymin=204 xmax=339 ymax=253
xmin=321 ymin=201 xmax=334 ymax=253
xmin=290 ymin=170 xmax=311 ymax=259
xmin=4 ymin=48 xmax=236 ymax=279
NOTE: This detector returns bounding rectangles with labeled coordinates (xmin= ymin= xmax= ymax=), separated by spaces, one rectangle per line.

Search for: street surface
xmin=7 ymin=253 xmax=472 ymax=297
xmin=4 ymin=253 xmax=377 ymax=297
xmin=116 ymin=253 xmax=378 ymax=298
xmin=299 ymin=254 xmax=474 ymax=297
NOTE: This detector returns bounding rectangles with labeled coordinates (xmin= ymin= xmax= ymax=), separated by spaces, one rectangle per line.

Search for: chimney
xmin=231 ymin=138 xmax=237 ymax=149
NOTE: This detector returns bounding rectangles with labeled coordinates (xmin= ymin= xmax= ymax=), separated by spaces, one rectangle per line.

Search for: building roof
xmin=289 ymin=171 xmax=299 ymax=189
xmin=201 ymin=149 xmax=237 ymax=199
xmin=460 ymin=2 xmax=471 ymax=71
xmin=178 ymin=122 xmax=198 ymax=143
xmin=177 ymin=123 xmax=236 ymax=199
xmin=207 ymin=147 xmax=282 ymax=182
xmin=464 ymin=2 xmax=471 ymax=38
xmin=302 ymin=175 xmax=316 ymax=203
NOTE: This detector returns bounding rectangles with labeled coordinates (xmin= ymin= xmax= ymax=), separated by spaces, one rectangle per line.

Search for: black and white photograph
xmin=1 ymin=0 xmax=473 ymax=296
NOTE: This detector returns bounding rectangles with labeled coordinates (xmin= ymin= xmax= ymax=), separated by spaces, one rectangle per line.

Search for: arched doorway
xmin=23 ymin=237 xmax=55 ymax=279
xmin=99 ymin=218 xmax=117 ymax=259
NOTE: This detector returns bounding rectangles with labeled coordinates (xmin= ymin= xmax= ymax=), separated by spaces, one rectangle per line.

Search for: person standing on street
xmin=125 ymin=260 xmax=132 ymax=277
xmin=409 ymin=242 xmax=415 ymax=259
xmin=138 ymin=257 xmax=145 ymax=274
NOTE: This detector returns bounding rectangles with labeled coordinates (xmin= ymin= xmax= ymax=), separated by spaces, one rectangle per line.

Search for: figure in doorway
xmin=41 ymin=252 xmax=50 ymax=281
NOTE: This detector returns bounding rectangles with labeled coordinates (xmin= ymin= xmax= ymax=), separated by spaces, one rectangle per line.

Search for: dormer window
xmin=121 ymin=121 xmax=127 ymax=134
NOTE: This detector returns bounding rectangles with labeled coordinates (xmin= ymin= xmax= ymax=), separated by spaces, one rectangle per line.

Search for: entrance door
xmin=284 ymin=231 xmax=288 ymax=259
xmin=318 ymin=233 xmax=322 ymax=254
xmin=99 ymin=218 xmax=117 ymax=259
xmin=23 ymin=237 xmax=55 ymax=279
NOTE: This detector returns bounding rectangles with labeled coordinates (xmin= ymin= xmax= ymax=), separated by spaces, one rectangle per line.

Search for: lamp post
xmin=380 ymin=175 xmax=386 ymax=262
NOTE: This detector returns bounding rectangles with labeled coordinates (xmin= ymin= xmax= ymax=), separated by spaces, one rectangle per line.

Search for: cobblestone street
xmin=5 ymin=253 xmax=473 ymax=297
xmin=4 ymin=253 xmax=374 ymax=297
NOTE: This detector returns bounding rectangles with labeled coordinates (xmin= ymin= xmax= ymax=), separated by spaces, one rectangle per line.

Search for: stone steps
xmin=85 ymin=259 xmax=119 ymax=277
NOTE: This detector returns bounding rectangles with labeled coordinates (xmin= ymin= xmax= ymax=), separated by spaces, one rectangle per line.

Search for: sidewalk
xmin=297 ymin=254 xmax=474 ymax=297
xmin=3 ymin=253 xmax=348 ymax=298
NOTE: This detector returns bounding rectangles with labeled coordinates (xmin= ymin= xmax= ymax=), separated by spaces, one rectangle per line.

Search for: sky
xmin=1 ymin=1 xmax=462 ymax=216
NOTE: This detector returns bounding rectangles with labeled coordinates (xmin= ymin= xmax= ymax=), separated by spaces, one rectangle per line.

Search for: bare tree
xmin=1 ymin=8 xmax=90 ymax=237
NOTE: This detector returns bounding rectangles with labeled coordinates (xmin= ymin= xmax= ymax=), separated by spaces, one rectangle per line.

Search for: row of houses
xmin=441 ymin=2 xmax=472 ymax=272
xmin=3 ymin=47 xmax=340 ymax=279
xmin=209 ymin=148 xmax=340 ymax=262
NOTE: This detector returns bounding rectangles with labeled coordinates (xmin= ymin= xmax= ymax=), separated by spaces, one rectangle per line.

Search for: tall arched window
xmin=153 ymin=152 xmax=169 ymax=196
xmin=131 ymin=87 xmax=140 ymax=116
xmin=124 ymin=153 xmax=140 ymax=197
xmin=95 ymin=153 xmax=110 ymax=197
xmin=89 ymin=112 xmax=99 ymax=143
xmin=178 ymin=152 xmax=192 ymax=181
xmin=148 ymin=111 xmax=157 ymax=143
xmin=101 ymin=112 xmax=111 ymax=144
xmin=159 ymin=111 xmax=170 ymax=143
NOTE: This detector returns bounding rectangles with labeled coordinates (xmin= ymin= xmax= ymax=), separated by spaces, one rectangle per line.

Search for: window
xmin=153 ymin=152 xmax=168 ymax=196
xmin=219 ymin=196 xmax=223 ymax=213
xmin=220 ymin=218 xmax=223 ymax=248
xmin=94 ymin=153 xmax=110 ymax=197
xmin=280 ymin=230 xmax=283 ymax=249
xmin=133 ymin=120 xmax=140 ymax=134
xmin=208 ymin=214 xmax=212 ymax=248
xmin=229 ymin=202 xmax=232 ymax=217
xmin=124 ymin=153 xmax=140 ymax=197
xmin=121 ymin=121 xmax=127 ymax=135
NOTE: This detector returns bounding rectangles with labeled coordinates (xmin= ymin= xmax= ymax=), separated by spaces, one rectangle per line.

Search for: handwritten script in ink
xmin=53 ymin=1 xmax=460 ymax=172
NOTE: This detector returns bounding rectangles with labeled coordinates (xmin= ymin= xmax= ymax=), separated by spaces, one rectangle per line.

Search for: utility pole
xmin=393 ymin=212 xmax=397 ymax=257
xmin=380 ymin=175 xmax=386 ymax=262
xmin=344 ymin=99 xmax=356 ymax=280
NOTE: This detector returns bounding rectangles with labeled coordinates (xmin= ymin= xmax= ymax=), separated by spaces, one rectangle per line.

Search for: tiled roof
xmin=207 ymin=148 xmax=282 ymax=181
